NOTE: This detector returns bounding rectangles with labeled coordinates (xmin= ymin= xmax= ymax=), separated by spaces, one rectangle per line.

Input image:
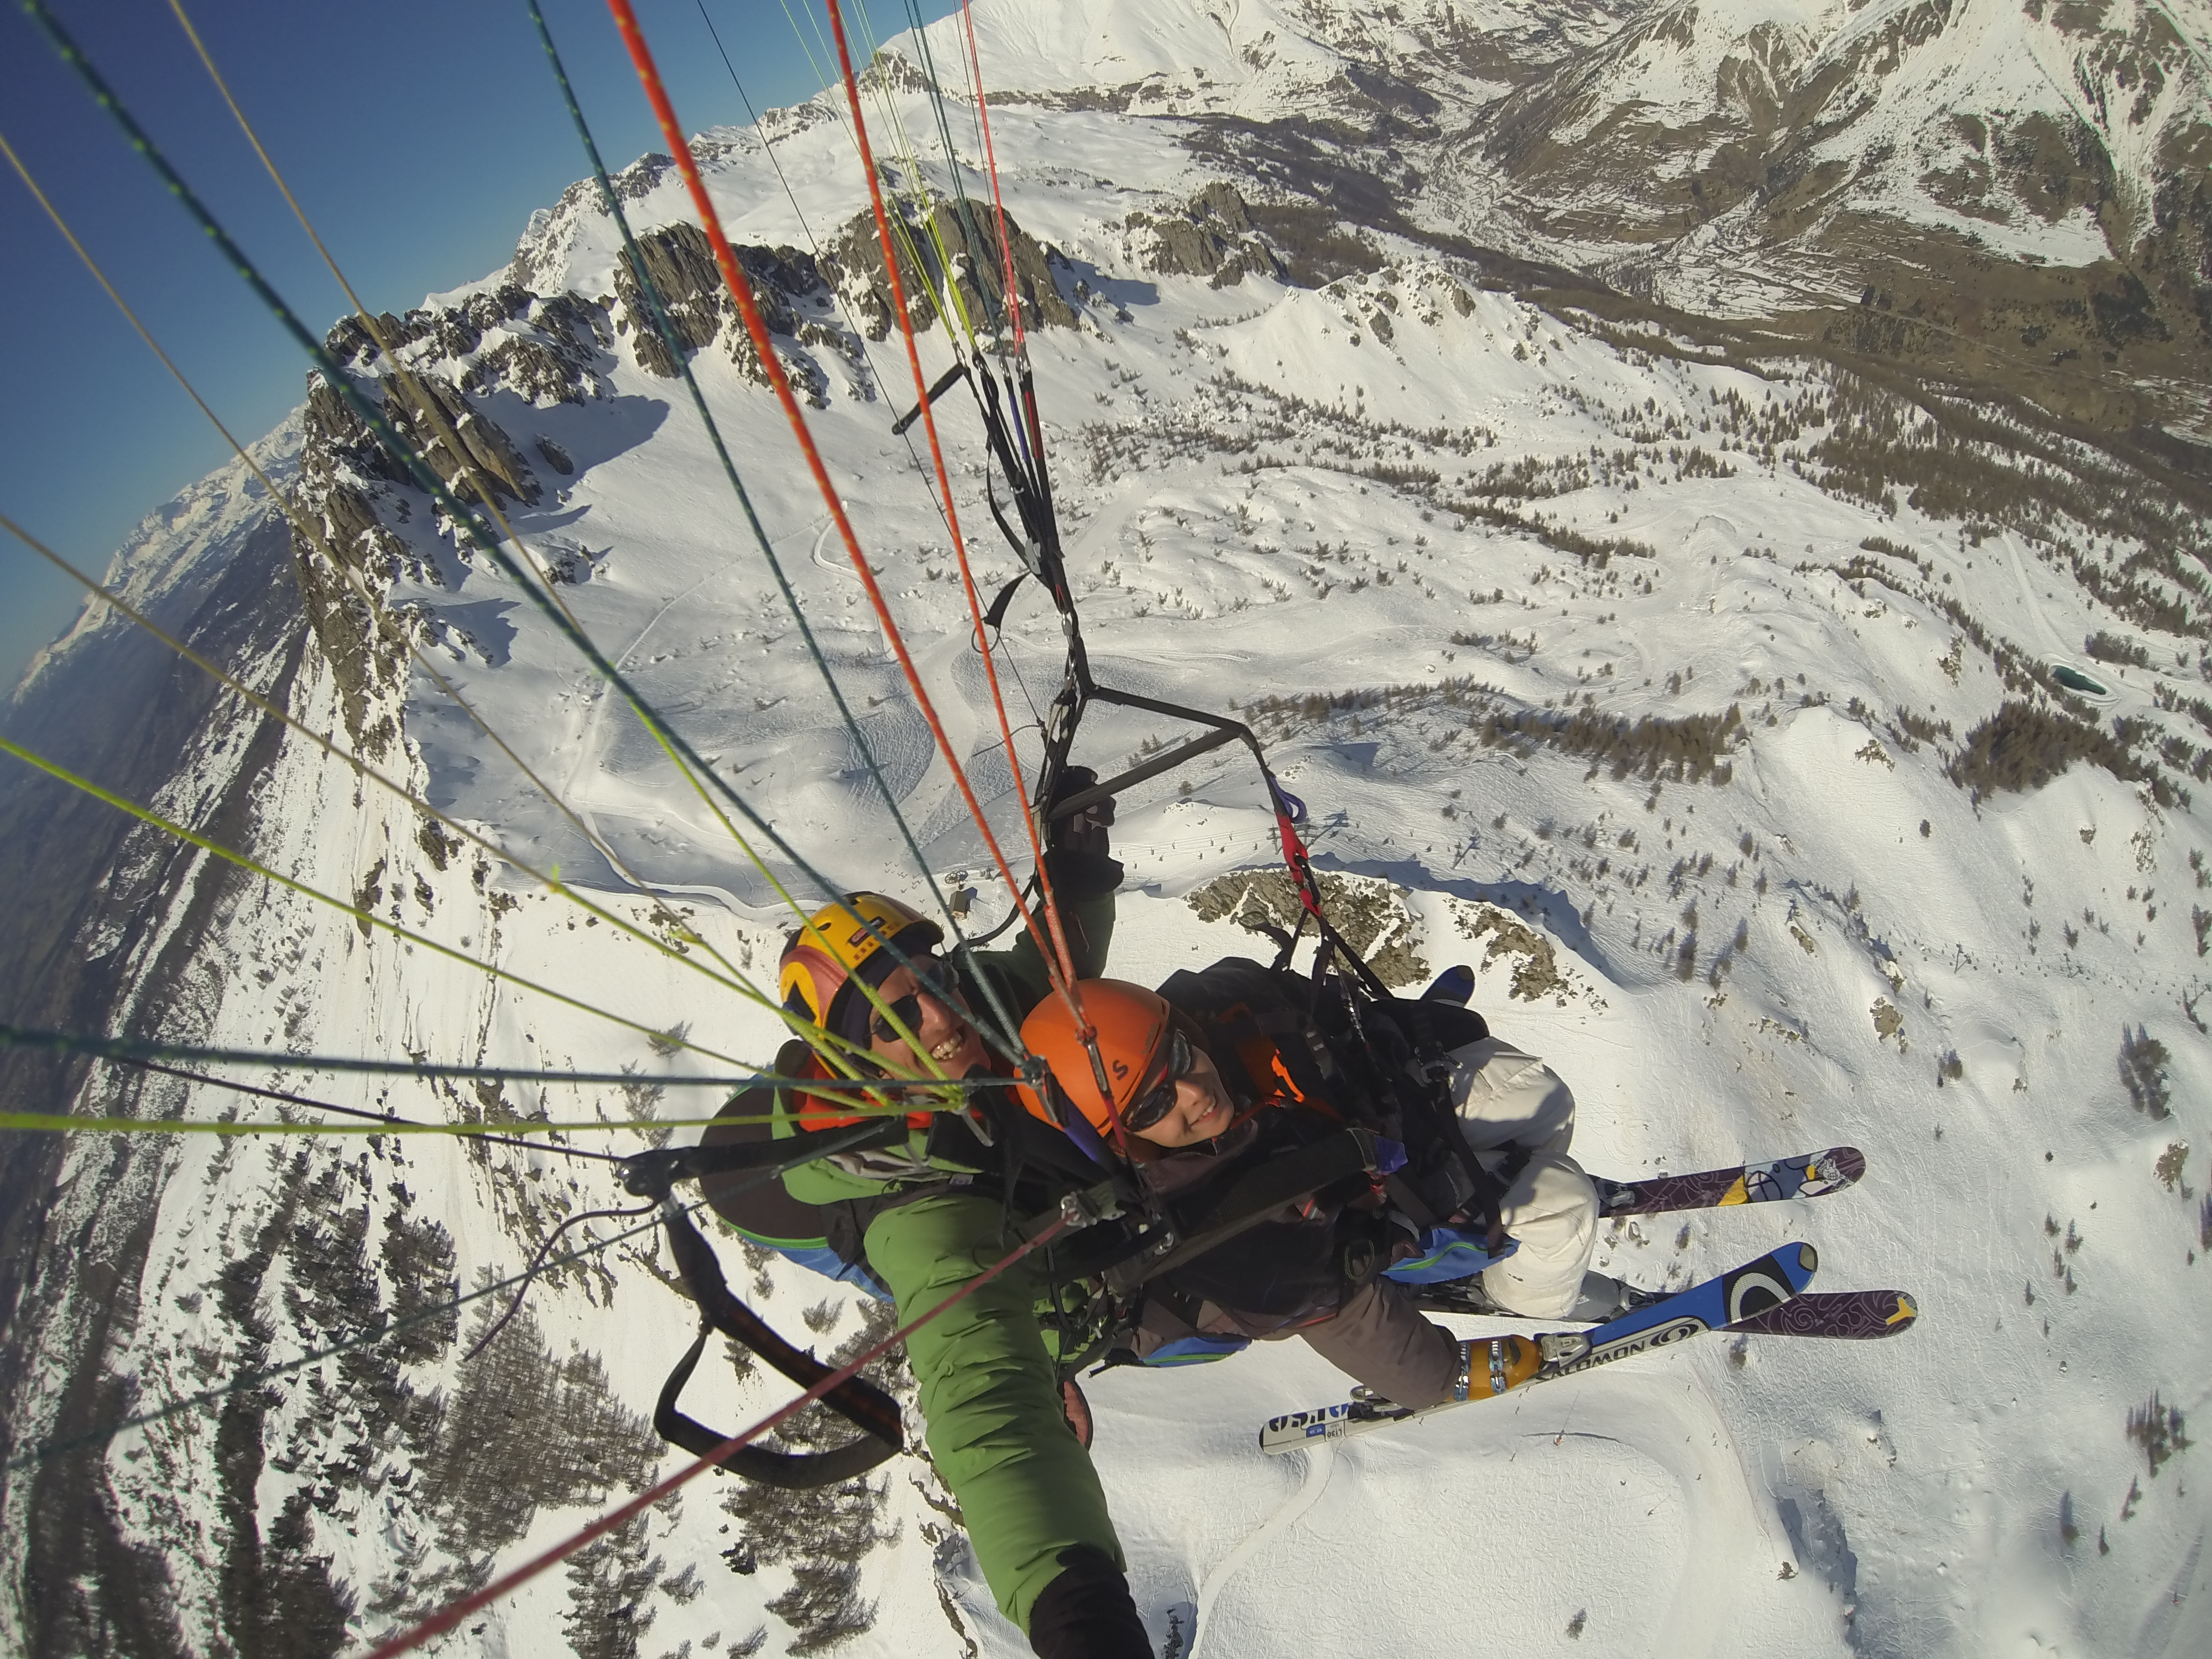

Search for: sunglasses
xmin=867 ymin=958 xmax=964 ymax=1045
xmin=1123 ymin=1028 xmax=1196 ymax=1133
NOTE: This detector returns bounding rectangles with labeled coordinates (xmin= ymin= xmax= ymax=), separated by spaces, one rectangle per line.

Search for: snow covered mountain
xmin=1450 ymin=0 xmax=2212 ymax=394
xmin=4 ymin=2 xmax=2212 ymax=1657
xmin=1034 ymin=0 xmax=2212 ymax=432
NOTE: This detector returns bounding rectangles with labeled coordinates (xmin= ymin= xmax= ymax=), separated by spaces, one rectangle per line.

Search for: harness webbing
xmin=365 ymin=1212 xmax=1074 ymax=1658
xmin=655 ymin=1200 xmax=905 ymax=1488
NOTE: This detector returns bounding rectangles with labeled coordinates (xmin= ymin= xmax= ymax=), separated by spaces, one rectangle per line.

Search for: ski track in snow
xmin=1182 ymin=1439 xmax=1331 ymax=1659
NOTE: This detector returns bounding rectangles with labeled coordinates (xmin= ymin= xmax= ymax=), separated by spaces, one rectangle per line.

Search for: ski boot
xmin=1565 ymin=1272 xmax=1664 ymax=1323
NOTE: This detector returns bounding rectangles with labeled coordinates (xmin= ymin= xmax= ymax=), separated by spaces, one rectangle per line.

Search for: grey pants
xmin=1295 ymin=1038 xmax=1603 ymax=1408
xmin=1297 ymin=1276 xmax=1462 ymax=1408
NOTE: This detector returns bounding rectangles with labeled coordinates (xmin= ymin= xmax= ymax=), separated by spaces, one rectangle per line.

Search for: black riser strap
xmin=891 ymin=361 xmax=968 ymax=436
xmin=662 ymin=1209 xmax=905 ymax=1447
xmin=655 ymin=1324 xmax=898 ymax=1489
xmin=984 ymin=571 xmax=1028 ymax=628
xmin=623 ymin=1115 xmax=903 ymax=1198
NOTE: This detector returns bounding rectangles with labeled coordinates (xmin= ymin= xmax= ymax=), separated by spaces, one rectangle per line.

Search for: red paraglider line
xmin=601 ymin=0 xmax=1061 ymax=981
xmin=360 ymin=1215 xmax=1070 ymax=1657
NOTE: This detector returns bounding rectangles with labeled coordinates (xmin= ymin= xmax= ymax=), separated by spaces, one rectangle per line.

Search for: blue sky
xmin=1 ymin=0 xmax=959 ymax=692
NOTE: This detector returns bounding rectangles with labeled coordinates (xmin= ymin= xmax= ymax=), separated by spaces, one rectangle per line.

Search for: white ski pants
xmin=1446 ymin=1037 xmax=1600 ymax=1319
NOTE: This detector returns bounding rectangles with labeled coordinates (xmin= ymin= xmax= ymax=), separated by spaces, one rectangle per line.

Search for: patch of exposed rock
xmin=1186 ymin=868 xmax=1428 ymax=988
xmin=1451 ymin=903 xmax=1567 ymax=1003
xmin=824 ymin=199 xmax=1078 ymax=341
xmin=608 ymin=220 xmax=857 ymax=405
xmin=1126 ymin=182 xmax=1286 ymax=287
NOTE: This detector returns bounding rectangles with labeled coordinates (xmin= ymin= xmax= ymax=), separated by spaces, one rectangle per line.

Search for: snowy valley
xmin=3 ymin=2 xmax=2210 ymax=1658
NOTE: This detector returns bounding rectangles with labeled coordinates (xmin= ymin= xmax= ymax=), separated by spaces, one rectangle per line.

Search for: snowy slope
xmin=1448 ymin=0 xmax=2212 ymax=311
xmin=5 ymin=3 xmax=2212 ymax=1658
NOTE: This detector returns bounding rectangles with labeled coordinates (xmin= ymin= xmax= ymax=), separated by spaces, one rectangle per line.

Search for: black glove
xmin=1041 ymin=766 xmax=1121 ymax=902
xmin=1029 ymin=1546 xmax=1153 ymax=1659
xmin=1046 ymin=765 xmax=1116 ymax=858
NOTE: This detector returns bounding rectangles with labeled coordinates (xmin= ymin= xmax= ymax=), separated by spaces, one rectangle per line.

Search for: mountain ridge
xmin=4 ymin=2 xmax=2211 ymax=1655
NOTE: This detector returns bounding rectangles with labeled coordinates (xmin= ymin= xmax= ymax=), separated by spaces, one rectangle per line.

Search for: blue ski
xmin=1259 ymin=1243 xmax=1818 ymax=1453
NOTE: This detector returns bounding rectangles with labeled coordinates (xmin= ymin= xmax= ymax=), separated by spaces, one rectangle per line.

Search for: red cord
xmin=602 ymin=0 xmax=1054 ymax=974
xmin=819 ymin=0 xmax=1081 ymax=993
xmin=961 ymin=0 xmax=1026 ymax=354
xmin=362 ymin=1215 xmax=1068 ymax=1658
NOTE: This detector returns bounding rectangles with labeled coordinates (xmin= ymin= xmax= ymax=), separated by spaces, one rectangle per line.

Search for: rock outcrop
xmin=824 ymin=199 xmax=1077 ymax=340
xmin=608 ymin=220 xmax=849 ymax=403
xmin=1126 ymin=182 xmax=1286 ymax=287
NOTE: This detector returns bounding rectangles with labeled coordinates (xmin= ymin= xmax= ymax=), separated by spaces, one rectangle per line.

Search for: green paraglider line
xmin=0 ymin=1024 xmax=1017 ymax=1105
xmin=0 ymin=733 xmax=770 ymax=1071
xmin=18 ymin=0 xmax=1005 ymax=1088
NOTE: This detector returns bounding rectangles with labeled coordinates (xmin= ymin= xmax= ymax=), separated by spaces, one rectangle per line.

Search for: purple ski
xmin=1729 ymin=1287 xmax=1917 ymax=1339
xmin=1594 ymin=1146 xmax=1865 ymax=1216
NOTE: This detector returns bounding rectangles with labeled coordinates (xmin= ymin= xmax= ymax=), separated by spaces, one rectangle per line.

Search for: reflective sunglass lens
xmin=1122 ymin=1031 xmax=1193 ymax=1130
xmin=867 ymin=962 xmax=962 ymax=1044
xmin=868 ymin=994 xmax=920 ymax=1042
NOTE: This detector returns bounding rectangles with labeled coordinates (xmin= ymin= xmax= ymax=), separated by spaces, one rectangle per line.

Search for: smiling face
xmin=865 ymin=958 xmax=987 ymax=1079
xmin=1127 ymin=1044 xmax=1235 ymax=1148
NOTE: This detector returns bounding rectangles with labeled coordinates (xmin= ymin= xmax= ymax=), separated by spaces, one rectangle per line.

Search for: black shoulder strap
xmin=1368 ymin=995 xmax=1514 ymax=1233
xmin=1160 ymin=957 xmax=1347 ymax=1108
xmin=653 ymin=1201 xmax=904 ymax=1488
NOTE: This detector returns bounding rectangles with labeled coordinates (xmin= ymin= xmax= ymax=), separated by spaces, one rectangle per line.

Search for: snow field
xmin=21 ymin=13 xmax=2212 ymax=1653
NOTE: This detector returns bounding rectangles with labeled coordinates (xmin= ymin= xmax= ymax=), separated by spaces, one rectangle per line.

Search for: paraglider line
xmin=528 ymin=0 xmax=1031 ymax=1066
xmin=94 ymin=1052 xmax=632 ymax=1164
xmin=8 ymin=1202 xmax=684 ymax=1472
xmin=0 ymin=497 xmax=767 ymax=1023
xmin=603 ymin=0 xmax=1083 ymax=1015
xmin=961 ymin=0 xmax=1027 ymax=357
xmin=818 ymin=0 xmax=1084 ymax=995
xmin=142 ymin=3 xmax=786 ymax=1007
xmin=0 ymin=1023 xmax=1022 ymax=1100
xmin=460 ymin=1199 xmax=658 ymax=1362
xmin=686 ymin=0 xmax=963 ymax=554
xmin=363 ymin=1213 xmax=1072 ymax=1658
xmin=25 ymin=0 xmax=976 ymax=1114
xmin=0 ymin=732 xmax=764 ymax=1070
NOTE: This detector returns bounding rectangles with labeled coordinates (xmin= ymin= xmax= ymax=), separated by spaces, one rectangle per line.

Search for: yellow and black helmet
xmin=779 ymin=893 xmax=943 ymax=1048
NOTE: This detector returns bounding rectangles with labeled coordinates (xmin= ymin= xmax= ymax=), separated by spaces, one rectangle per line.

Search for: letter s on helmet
xmin=1016 ymin=979 xmax=1170 ymax=1134
xmin=779 ymin=894 xmax=942 ymax=1047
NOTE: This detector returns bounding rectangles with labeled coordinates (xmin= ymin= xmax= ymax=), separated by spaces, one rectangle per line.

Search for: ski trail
xmin=560 ymin=545 xmax=747 ymax=806
xmin=1609 ymin=1376 xmax=1803 ymax=1658
xmin=1996 ymin=528 xmax=2071 ymax=660
xmin=1185 ymin=1440 xmax=1334 ymax=1659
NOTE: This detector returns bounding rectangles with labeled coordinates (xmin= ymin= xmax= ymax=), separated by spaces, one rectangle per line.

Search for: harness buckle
xmin=1058 ymin=1181 xmax=1124 ymax=1231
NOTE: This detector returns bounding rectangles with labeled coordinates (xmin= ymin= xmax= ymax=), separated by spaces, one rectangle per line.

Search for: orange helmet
xmin=779 ymin=893 xmax=943 ymax=1049
xmin=1017 ymin=979 xmax=1172 ymax=1135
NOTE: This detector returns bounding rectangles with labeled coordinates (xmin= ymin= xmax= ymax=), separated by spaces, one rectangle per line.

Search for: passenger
xmin=1016 ymin=966 xmax=1626 ymax=1410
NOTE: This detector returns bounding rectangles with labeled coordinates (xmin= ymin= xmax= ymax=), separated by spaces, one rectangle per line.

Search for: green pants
xmin=867 ymin=1193 xmax=1124 ymax=1633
